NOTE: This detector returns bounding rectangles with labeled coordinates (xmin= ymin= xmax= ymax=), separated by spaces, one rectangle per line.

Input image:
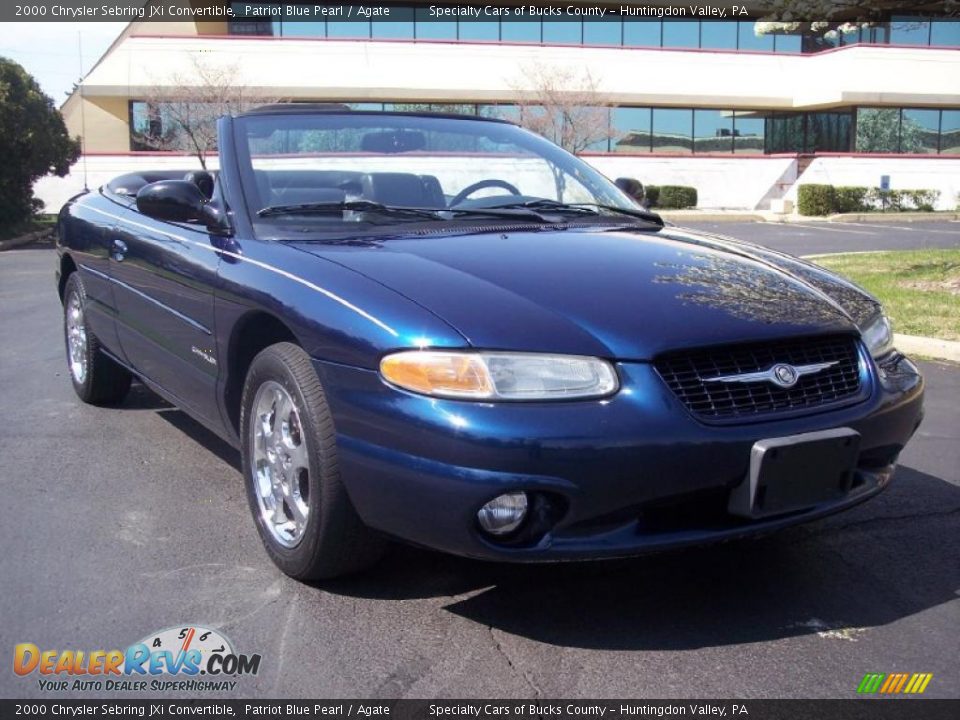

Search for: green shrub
xmin=833 ymin=186 xmax=870 ymax=213
xmin=657 ymin=185 xmax=698 ymax=209
xmin=797 ymin=184 xmax=835 ymax=216
xmin=902 ymin=189 xmax=940 ymax=212
xmin=866 ymin=188 xmax=940 ymax=212
xmin=645 ymin=185 xmax=660 ymax=207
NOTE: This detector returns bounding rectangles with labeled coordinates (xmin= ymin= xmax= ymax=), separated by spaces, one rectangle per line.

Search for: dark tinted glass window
xmin=663 ymin=21 xmax=699 ymax=48
xmin=807 ymin=112 xmax=852 ymax=152
xmin=901 ymin=109 xmax=940 ymax=153
xmin=738 ymin=22 xmax=773 ymax=51
xmin=623 ymin=21 xmax=660 ymax=47
xmin=940 ymin=111 xmax=960 ymax=154
xmin=652 ymin=108 xmax=693 ymax=153
xmin=700 ymin=21 xmax=737 ymax=49
xmin=767 ymin=114 xmax=805 ymax=153
xmin=732 ymin=112 xmax=765 ymax=154
xmin=612 ymin=107 xmax=652 ymax=153
xmin=583 ymin=19 xmax=622 ymax=45
xmin=414 ymin=9 xmax=456 ymax=39
xmin=856 ymin=108 xmax=901 ymax=153
xmin=693 ymin=110 xmax=733 ymax=153
xmin=543 ymin=21 xmax=582 ymax=45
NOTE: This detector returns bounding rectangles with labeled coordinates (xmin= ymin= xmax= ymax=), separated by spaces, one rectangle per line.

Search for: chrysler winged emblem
xmin=703 ymin=361 xmax=838 ymax=389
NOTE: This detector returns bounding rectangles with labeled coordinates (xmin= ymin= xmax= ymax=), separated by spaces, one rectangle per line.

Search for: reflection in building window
xmin=282 ymin=22 xmax=326 ymax=37
xmin=856 ymin=108 xmax=902 ymax=152
xmin=414 ymin=9 xmax=456 ymax=40
xmin=891 ymin=17 xmax=931 ymax=45
xmin=806 ymin=112 xmax=852 ymax=152
xmin=501 ymin=21 xmax=541 ymax=43
xmin=583 ymin=19 xmax=622 ymax=46
xmin=693 ymin=110 xmax=733 ymax=153
xmin=653 ymin=108 xmax=693 ymax=154
xmin=737 ymin=22 xmax=773 ymax=51
xmin=612 ymin=107 xmax=652 ymax=153
xmin=458 ymin=21 xmax=499 ymax=41
xmin=662 ymin=21 xmax=699 ymax=48
xmin=941 ymin=111 xmax=960 ymax=154
xmin=732 ymin=112 xmax=765 ymax=154
xmin=328 ymin=21 xmax=369 ymax=39
xmin=700 ymin=22 xmax=737 ymax=50
xmin=931 ymin=20 xmax=960 ymax=47
xmin=543 ymin=21 xmax=581 ymax=45
xmin=766 ymin=113 xmax=805 ymax=153
xmin=623 ymin=21 xmax=660 ymax=47
xmin=901 ymin=109 xmax=940 ymax=153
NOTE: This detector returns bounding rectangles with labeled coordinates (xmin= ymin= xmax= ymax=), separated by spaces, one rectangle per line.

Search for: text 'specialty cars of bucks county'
xmin=56 ymin=104 xmax=924 ymax=579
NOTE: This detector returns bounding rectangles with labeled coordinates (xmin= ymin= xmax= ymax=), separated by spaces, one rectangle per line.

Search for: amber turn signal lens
xmin=380 ymin=351 xmax=495 ymax=398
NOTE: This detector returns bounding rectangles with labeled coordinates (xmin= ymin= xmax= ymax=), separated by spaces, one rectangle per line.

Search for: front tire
xmin=240 ymin=342 xmax=384 ymax=580
xmin=63 ymin=273 xmax=132 ymax=405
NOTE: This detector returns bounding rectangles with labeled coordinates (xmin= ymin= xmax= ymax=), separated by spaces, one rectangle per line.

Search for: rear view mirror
xmin=615 ymin=177 xmax=645 ymax=202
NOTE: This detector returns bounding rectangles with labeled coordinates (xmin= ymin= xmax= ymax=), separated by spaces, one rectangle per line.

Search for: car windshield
xmin=234 ymin=111 xmax=656 ymax=234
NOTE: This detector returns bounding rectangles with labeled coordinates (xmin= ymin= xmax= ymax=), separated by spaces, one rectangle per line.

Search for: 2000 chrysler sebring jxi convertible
xmin=57 ymin=106 xmax=924 ymax=579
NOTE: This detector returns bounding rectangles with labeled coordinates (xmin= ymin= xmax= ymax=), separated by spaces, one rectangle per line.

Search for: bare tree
xmin=135 ymin=55 xmax=276 ymax=169
xmin=509 ymin=63 xmax=615 ymax=155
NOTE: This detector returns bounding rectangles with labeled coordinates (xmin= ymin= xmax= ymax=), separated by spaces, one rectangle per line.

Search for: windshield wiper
xmin=257 ymin=200 xmax=443 ymax=220
xmin=257 ymin=200 xmax=556 ymax=223
xmin=483 ymin=199 xmax=663 ymax=226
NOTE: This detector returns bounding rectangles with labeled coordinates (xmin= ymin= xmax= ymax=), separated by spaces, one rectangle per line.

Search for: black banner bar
xmin=1 ymin=700 xmax=958 ymax=720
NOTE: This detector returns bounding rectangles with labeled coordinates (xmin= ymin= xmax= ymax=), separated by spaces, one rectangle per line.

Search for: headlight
xmin=380 ymin=350 xmax=618 ymax=400
xmin=861 ymin=312 xmax=894 ymax=358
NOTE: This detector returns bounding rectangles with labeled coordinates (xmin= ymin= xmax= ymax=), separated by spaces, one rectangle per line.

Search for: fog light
xmin=477 ymin=492 xmax=528 ymax=536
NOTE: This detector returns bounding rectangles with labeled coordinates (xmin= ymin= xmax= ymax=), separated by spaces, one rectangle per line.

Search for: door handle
xmin=111 ymin=239 xmax=128 ymax=261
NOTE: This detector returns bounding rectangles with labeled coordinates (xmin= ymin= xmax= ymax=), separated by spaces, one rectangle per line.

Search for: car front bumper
xmin=312 ymin=352 xmax=924 ymax=562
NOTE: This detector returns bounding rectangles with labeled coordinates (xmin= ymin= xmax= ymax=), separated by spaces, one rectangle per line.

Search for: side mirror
xmin=136 ymin=180 xmax=229 ymax=234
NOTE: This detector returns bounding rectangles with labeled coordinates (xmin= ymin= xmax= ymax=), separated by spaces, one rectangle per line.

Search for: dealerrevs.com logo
xmin=13 ymin=626 xmax=261 ymax=693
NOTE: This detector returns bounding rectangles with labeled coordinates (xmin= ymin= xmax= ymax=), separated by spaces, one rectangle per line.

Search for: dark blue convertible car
xmin=57 ymin=105 xmax=924 ymax=579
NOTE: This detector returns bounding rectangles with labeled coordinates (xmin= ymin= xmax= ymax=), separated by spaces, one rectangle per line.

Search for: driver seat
xmin=361 ymin=173 xmax=444 ymax=207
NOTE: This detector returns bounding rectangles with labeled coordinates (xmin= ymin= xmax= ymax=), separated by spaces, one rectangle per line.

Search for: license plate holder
xmin=729 ymin=428 xmax=861 ymax=519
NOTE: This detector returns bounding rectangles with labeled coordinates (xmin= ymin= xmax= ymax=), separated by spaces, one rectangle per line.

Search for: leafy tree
xmin=0 ymin=57 xmax=80 ymax=224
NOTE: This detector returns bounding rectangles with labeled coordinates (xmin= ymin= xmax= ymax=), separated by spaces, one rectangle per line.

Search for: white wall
xmin=785 ymin=157 xmax=960 ymax=211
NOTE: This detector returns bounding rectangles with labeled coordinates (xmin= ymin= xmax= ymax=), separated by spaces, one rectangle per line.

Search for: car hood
xmin=289 ymin=225 xmax=878 ymax=360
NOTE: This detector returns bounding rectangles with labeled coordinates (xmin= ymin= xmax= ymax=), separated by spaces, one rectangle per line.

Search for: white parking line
xmin=836 ymin=222 xmax=960 ymax=234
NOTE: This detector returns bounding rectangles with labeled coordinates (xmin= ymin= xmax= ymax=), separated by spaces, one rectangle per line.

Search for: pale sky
xmin=0 ymin=22 xmax=127 ymax=103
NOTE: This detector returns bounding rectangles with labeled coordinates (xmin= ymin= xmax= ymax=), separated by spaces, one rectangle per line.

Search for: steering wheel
xmin=449 ymin=179 xmax=522 ymax=207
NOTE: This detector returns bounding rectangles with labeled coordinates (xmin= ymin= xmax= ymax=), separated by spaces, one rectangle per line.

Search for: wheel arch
xmin=58 ymin=252 xmax=78 ymax=303
xmin=223 ymin=310 xmax=301 ymax=435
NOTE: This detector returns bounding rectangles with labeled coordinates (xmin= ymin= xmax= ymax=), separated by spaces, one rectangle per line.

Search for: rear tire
xmin=240 ymin=342 xmax=384 ymax=580
xmin=63 ymin=273 xmax=132 ymax=405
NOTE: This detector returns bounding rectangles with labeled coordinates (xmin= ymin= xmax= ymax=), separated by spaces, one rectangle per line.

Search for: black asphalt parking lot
xmin=1 ymin=237 xmax=958 ymax=700
xmin=682 ymin=220 xmax=960 ymax=256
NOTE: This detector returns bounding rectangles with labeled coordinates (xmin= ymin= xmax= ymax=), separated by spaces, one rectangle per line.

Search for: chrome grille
xmin=654 ymin=335 xmax=864 ymax=420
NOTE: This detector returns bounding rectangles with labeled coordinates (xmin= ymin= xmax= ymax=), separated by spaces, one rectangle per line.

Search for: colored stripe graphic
xmin=858 ymin=672 xmax=933 ymax=694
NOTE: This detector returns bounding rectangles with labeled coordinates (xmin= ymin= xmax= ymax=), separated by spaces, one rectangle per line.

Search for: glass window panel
xmin=732 ymin=112 xmax=765 ymax=154
xmin=282 ymin=22 xmax=326 ymax=37
xmin=372 ymin=6 xmax=414 ymax=39
xmin=890 ymin=17 xmax=931 ymax=45
xmin=414 ymin=9 xmax=456 ymax=39
xmin=663 ymin=21 xmax=699 ymax=48
xmin=327 ymin=20 xmax=370 ymax=38
xmin=700 ymin=21 xmax=737 ymax=50
xmin=652 ymin=108 xmax=693 ymax=154
xmin=348 ymin=103 xmax=385 ymax=111
xmin=458 ymin=21 xmax=499 ymax=41
xmin=623 ymin=21 xmax=660 ymax=47
xmin=931 ymin=20 xmax=960 ymax=47
xmin=501 ymin=21 xmax=541 ymax=43
xmin=583 ymin=19 xmax=622 ymax=46
xmin=807 ymin=112 xmax=852 ymax=152
xmin=901 ymin=109 xmax=940 ymax=153
xmin=738 ymin=22 xmax=773 ymax=51
xmin=693 ymin=110 xmax=733 ymax=153
xmin=766 ymin=113 xmax=805 ymax=153
xmin=774 ymin=33 xmax=801 ymax=53
xmin=855 ymin=108 xmax=901 ymax=153
xmin=543 ymin=21 xmax=581 ymax=45
xmin=940 ymin=111 xmax=960 ymax=154
xmin=611 ymin=107 xmax=652 ymax=153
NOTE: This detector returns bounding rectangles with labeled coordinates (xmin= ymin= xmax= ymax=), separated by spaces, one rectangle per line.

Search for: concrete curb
xmin=894 ymin=334 xmax=960 ymax=363
xmin=826 ymin=211 xmax=960 ymax=224
xmin=660 ymin=210 xmax=960 ymax=224
xmin=659 ymin=211 xmax=768 ymax=223
xmin=0 ymin=228 xmax=54 ymax=252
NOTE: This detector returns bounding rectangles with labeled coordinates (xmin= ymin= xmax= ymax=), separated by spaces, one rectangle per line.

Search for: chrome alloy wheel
xmin=66 ymin=291 xmax=88 ymax=384
xmin=250 ymin=380 xmax=311 ymax=548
